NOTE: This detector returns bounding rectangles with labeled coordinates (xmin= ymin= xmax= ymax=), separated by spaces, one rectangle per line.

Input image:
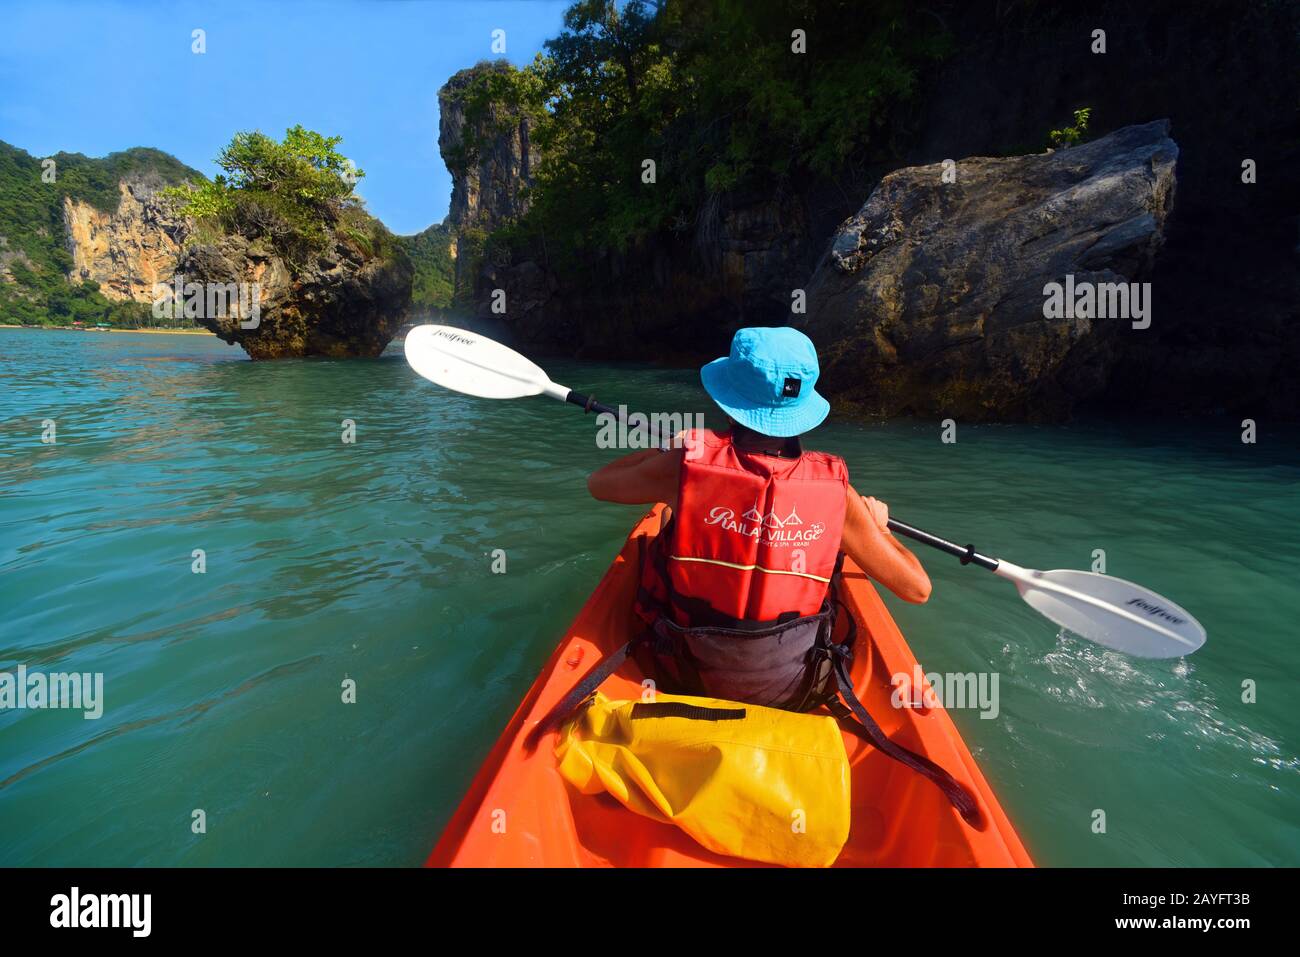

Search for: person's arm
xmin=587 ymin=447 xmax=682 ymax=508
xmin=841 ymin=485 xmax=932 ymax=603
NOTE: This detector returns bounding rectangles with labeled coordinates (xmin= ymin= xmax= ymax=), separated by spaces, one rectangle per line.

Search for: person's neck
xmin=730 ymin=429 xmax=801 ymax=458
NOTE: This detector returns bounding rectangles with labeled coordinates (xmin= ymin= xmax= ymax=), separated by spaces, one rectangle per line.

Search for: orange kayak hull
xmin=428 ymin=506 xmax=1033 ymax=867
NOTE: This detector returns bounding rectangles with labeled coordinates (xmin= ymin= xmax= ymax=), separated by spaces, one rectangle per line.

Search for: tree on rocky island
xmin=166 ymin=126 xmax=369 ymax=265
xmin=165 ymin=126 xmax=412 ymax=359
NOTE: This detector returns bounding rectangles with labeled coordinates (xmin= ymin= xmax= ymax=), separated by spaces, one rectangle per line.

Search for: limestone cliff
xmin=799 ymin=121 xmax=1178 ymax=422
xmin=438 ymin=62 xmax=538 ymax=234
xmin=0 ymin=142 xmax=203 ymax=326
xmin=434 ymin=0 xmax=1298 ymax=420
xmin=437 ymin=62 xmax=539 ymax=303
xmin=61 ymin=175 xmax=190 ymax=302
xmin=176 ymin=224 xmax=413 ymax=359
xmin=474 ymin=193 xmax=813 ymax=358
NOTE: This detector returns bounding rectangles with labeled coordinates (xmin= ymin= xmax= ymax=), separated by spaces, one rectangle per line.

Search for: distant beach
xmin=0 ymin=324 xmax=215 ymax=335
xmin=109 ymin=327 xmax=216 ymax=336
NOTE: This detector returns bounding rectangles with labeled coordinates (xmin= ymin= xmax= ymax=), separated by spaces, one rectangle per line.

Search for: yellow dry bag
xmin=555 ymin=692 xmax=851 ymax=867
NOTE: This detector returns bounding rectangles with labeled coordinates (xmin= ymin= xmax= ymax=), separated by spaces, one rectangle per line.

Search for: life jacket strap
xmin=827 ymin=651 xmax=983 ymax=828
xmin=820 ymin=554 xmax=981 ymax=825
xmin=525 ymin=636 xmax=640 ymax=751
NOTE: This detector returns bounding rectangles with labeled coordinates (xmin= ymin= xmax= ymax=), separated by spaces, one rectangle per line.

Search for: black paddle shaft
xmin=887 ymin=519 xmax=1000 ymax=572
xmin=565 ymin=388 xmax=999 ymax=571
xmin=565 ymin=390 xmax=619 ymax=418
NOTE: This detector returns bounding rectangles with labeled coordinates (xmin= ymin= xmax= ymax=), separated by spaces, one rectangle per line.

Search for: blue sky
xmin=0 ymin=0 xmax=569 ymax=234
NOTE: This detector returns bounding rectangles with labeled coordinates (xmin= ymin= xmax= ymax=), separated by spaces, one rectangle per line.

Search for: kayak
xmin=428 ymin=505 xmax=1033 ymax=867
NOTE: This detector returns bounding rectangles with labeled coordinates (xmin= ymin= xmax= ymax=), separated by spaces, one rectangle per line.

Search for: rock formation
xmin=61 ymin=175 xmax=190 ymax=303
xmin=0 ymin=138 xmax=412 ymax=355
xmin=433 ymin=0 xmax=1297 ymax=420
xmin=175 ymin=229 xmax=413 ymax=359
xmin=798 ymin=121 xmax=1178 ymax=421
xmin=0 ymin=243 xmax=36 ymax=285
xmin=438 ymin=62 xmax=538 ymax=234
xmin=438 ymin=61 xmax=539 ymax=305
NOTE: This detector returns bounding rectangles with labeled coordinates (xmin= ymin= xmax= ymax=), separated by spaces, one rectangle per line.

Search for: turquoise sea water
xmin=1 ymin=326 xmax=1297 ymax=866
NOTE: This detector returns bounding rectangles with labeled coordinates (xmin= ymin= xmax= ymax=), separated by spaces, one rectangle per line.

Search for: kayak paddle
xmin=882 ymin=520 xmax=1205 ymax=659
xmin=404 ymin=323 xmax=616 ymax=414
xmin=404 ymin=323 xmax=1207 ymax=659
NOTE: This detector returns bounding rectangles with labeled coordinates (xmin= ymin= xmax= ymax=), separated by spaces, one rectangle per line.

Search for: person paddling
xmin=407 ymin=321 xmax=1204 ymax=827
xmin=552 ymin=325 xmax=978 ymax=820
xmin=586 ymin=326 xmax=933 ymax=611
xmin=405 ymin=323 xmax=1080 ymax=822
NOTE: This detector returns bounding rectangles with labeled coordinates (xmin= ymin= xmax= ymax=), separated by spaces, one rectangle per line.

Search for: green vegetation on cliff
xmin=1049 ymin=107 xmax=1093 ymax=149
xmin=441 ymin=61 xmax=546 ymax=180
xmin=0 ymin=141 xmax=202 ymax=327
xmin=398 ymin=222 xmax=456 ymax=313
xmin=456 ymin=0 xmax=950 ymax=260
xmin=167 ymin=125 xmax=401 ymax=267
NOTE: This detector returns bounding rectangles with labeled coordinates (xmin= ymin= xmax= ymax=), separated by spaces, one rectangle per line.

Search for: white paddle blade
xmin=996 ymin=564 xmax=1206 ymax=658
xmin=404 ymin=324 xmax=554 ymax=399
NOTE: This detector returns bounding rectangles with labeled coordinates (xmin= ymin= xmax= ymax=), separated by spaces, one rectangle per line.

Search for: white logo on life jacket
xmin=741 ymin=503 xmax=802 ymax=528
xmin=705 ymin=505 xmax=826 ymax=546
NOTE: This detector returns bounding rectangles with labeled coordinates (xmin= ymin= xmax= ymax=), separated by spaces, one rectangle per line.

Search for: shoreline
xmin=0 ymin=324 xmax=216 ymax=336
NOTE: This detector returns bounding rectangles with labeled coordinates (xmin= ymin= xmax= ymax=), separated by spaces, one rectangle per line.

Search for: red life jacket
xmin=637 ymin=428 xmax=848 ymax=627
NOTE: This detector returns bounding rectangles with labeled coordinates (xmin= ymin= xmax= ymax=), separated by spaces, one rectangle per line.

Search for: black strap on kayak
xmin=524 ymin=635 xmax=641 ymax=751
xmin=827 ymin=648 xmax=982 ymax=828
xmin=630 ymin=702 xmax=746 ymax=721
xmin=821 ymin=554 xmax=982 ymax=827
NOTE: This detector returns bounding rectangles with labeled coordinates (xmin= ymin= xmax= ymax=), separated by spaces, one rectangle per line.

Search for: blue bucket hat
xmin=700 ymin=327 xmax=831 ymax=437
